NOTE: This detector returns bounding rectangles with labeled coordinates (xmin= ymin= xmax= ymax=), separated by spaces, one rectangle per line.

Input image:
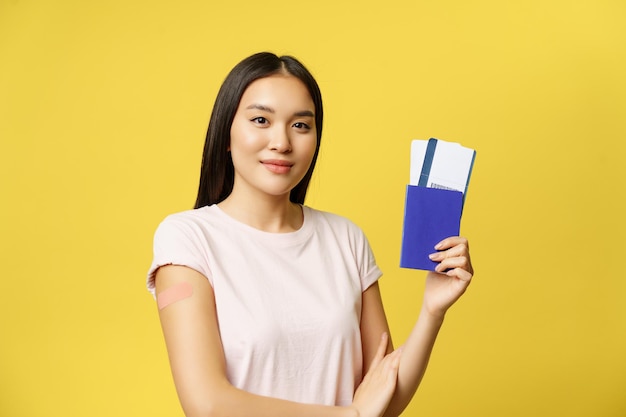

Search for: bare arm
xmin=155 ymin=265 xmax=400 ymax=417
xmin=360 ymin=237 xmax=474 ymax=417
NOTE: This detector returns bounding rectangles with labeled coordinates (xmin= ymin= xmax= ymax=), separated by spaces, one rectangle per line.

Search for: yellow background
xmin=1 ymin=0 xmax=625 ymax=416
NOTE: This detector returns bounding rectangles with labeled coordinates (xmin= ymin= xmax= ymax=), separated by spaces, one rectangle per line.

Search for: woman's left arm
xmin=360 ymin=236 xmax=474 ymax=417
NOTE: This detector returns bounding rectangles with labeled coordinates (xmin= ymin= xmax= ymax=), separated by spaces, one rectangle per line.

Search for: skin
xmin=218 ymin=74 xmax=317 ymax=233
xmin=154 ymin=73 xmax=474 ymax=417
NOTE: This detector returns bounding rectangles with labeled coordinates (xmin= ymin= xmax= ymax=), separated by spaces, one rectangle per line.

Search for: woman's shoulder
xmin=304 ymin=206 xmax=365 ymax=235
xmin=154 ymin=205 xmax=222 ymax=237
xmin=160 ymin=205 xmax=206 ymax=221
xmin=159 ymin=205 xmax=220 ymax=225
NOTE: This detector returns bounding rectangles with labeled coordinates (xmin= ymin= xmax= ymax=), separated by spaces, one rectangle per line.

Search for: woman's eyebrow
xmin=245 ymin=104 xmax=314 ymax=118
xmin=246 ymin=104 xmax=274 ymax=113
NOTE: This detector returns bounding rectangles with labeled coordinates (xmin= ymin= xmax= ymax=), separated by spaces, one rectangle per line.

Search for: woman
xmin=147 ymin=52 xmax=473 ymax=417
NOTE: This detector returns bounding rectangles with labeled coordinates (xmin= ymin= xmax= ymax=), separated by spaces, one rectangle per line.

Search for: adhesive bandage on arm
xmin=157 ymin=282 xmax=194 ymax=310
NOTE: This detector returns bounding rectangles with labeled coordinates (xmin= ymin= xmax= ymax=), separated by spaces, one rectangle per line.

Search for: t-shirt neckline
xmin=204 ymin=204 xmax=315 ymax=247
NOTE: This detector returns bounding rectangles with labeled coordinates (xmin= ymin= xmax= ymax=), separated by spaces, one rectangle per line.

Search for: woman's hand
xmin=351 ymin=333 xmax=403 ymax=417
xmin=423 ymin=236 xmax=474 ymax=318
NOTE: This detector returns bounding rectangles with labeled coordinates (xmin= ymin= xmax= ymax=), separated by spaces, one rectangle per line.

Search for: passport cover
xmin=400 ymin=185 xmax=464 ymax=271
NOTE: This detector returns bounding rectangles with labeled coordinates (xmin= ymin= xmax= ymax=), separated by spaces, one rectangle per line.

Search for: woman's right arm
xmin=155 ymin=265 xmax=401 ymax=417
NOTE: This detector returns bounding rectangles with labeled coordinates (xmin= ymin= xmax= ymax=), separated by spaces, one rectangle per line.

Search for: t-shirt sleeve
xmin=146 ymin=214 xmax=213 ymax=298
xmin=352 ymin=223 xmax=383 ymax=292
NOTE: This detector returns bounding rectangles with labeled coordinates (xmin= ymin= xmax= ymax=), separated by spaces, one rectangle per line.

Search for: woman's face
xmin=229 ymin=74 xmax=317 ymax=201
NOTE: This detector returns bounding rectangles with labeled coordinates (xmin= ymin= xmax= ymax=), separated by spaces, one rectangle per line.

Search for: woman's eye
xmin=251 ymin=117 xmax=268 ymax=125
xmin=293 ymin=122 xmax=310 ymax=130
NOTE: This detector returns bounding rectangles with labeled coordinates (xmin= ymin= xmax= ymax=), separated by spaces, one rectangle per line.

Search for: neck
xmin=218 ymin=191 xmax=303 ymax=233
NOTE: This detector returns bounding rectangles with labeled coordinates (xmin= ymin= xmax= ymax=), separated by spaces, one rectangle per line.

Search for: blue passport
xmin=400 ymin=185 xmax=464 ymax=271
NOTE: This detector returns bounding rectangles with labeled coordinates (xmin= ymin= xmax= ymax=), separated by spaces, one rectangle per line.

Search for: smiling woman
xmin=146 ymin=52 xmax=474 ymax=417
xmin=227 ymin=75 xmax=318 ymax=209
xmin=193 ymin=53 xmax=324 ymax=209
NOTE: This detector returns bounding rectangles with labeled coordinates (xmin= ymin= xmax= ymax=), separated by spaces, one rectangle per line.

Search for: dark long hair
xmin=194 ymin=52 xmax=324 ymax=209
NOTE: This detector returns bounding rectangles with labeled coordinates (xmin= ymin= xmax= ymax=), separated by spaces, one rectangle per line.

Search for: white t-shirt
xmin=147 ymin=204 xmax=382 ymax=406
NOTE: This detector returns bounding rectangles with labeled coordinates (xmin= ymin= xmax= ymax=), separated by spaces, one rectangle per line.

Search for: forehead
xmin=239 ymin=75 xmax=314 ymax=111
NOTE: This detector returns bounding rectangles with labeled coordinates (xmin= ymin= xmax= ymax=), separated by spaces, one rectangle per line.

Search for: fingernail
xmin=434 ymin=242 xmax=443 ymax=250
xmin=428 ymin=253 xmax=437 ymax=260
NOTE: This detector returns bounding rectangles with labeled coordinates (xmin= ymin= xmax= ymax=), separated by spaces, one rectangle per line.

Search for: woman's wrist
xmin=420 ymin=304 xmax=447 ymax=324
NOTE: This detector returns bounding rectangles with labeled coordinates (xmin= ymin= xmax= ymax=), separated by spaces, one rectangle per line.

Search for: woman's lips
xmin=261 ymin=159 xmax=293 ymax=174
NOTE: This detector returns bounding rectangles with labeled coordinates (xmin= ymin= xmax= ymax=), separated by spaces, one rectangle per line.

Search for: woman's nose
xmin=268 ymin=127 xmax=292 ymax=153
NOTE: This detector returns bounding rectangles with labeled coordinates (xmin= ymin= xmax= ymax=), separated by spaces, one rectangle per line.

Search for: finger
xmin=434 ymin=255 xmax=472 ymax=274
xmin=368 ymin=332 xmax=389 ymax=371
xmin=429 ymin=241 xmax=470 ymax=264
xmin=379 ymin=347 xmax=403 ymax=371
xmin=366 ymin=350 xmax=398 ymax=387
xmin=434 ymin=236 xmax=469 ymax=251
xmin=381 ymin=347 xmax=403 ymax=384
xmin=445 ymin=266 xmax=473 ymax=282
xmin=391 ymin=347 xmax=403 ymax=373
xmin=389 ymin=346 xmax=403 ymax=370
xmin=369 ymin=343 xmax=401 ymax=383
xmin=436 ymin=242 xmax=469 ymax=259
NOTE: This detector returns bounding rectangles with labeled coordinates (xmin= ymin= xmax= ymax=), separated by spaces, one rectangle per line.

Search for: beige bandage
xmin=157 ymin=282 xmax=193 ymax=310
